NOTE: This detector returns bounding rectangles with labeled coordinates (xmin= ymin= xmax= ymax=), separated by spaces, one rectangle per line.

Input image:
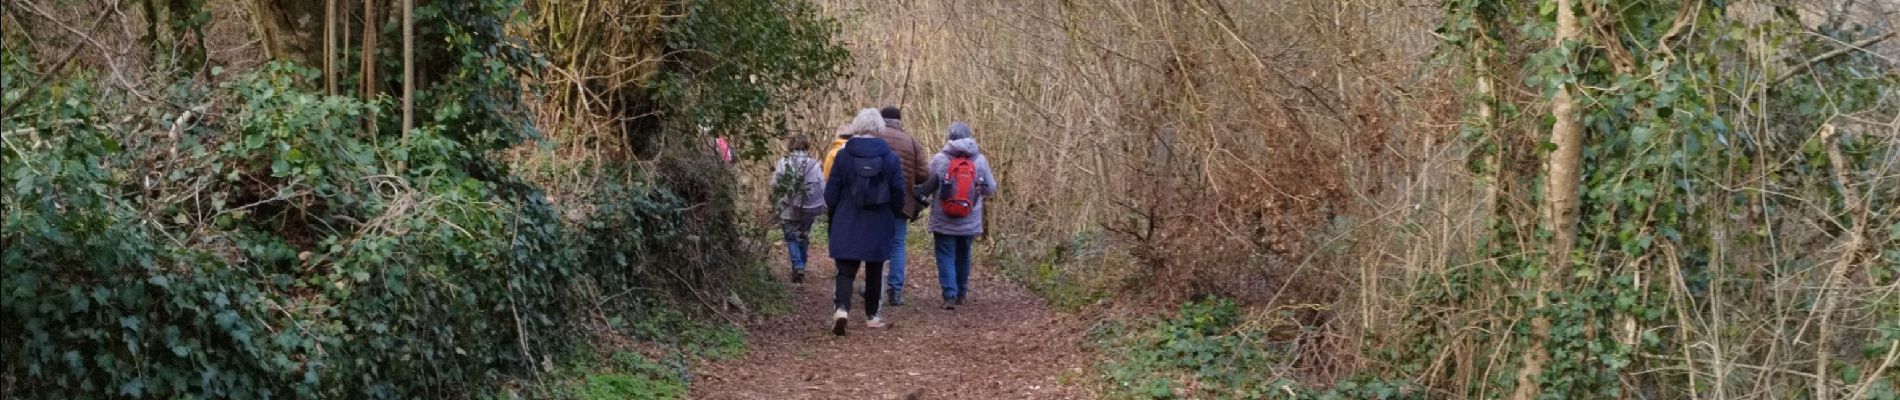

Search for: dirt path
xmin=692 ymin=240 xmax=1096 ymax=399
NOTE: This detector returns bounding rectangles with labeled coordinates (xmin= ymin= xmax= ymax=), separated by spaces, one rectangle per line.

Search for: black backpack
xmin=850 ymin=155 xmax=891 ymax=208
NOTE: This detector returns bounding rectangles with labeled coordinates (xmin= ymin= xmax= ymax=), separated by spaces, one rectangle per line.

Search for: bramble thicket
xmin=3 ymin=0 xmax=843 ymax=397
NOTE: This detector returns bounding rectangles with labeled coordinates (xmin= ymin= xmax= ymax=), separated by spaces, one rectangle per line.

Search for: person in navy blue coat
xmin=824 ymin=108 xmax=908 ymax=335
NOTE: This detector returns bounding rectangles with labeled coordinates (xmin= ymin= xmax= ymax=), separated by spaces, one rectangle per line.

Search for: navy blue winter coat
xmin=824 ymin=137 xmax=907 ymax=261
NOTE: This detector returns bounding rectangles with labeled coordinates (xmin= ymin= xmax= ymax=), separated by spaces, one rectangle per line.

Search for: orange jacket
xmin=821 ymin=137 xmax=849 ymax=179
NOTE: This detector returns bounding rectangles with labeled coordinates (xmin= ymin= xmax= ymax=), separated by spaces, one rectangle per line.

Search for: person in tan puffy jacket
xmin=874 ymin=106 xmax=928 ymax=306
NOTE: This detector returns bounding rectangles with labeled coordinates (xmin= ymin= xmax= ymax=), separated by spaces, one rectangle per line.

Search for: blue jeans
xmin=781 ymin=218 xmax=814 ymax=271
xmin=886 ymin=224 xmax=909 ymax=293
xmin=934 ymin=234 xmax=974 ymax=300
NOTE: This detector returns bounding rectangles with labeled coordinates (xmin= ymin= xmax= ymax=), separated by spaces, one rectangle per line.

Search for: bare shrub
xmin=808 ymin=0 xmax=1446 ymax=308
xmin=815 ymin=1 xmax=1900 ymax=397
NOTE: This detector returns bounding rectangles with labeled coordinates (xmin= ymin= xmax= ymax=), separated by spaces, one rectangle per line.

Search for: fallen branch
xmin=1771 ymin=31 xmax=1895 ymax=87
xmin=0 ymin=118 xmax=86 ymax=137
xmin=1810 ymin=123 xmax=1870 ymax=400
xmin=167 ymin=106 xmax=205 ymax=160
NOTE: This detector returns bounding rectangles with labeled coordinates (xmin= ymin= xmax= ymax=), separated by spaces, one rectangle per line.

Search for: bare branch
xmin=1772 ymin=31 xmax=1896 ymax=87
xmin=0 ymin=9 xmax=112 ymax=120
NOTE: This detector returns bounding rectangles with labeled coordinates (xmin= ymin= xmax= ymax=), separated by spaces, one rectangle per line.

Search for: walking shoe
xmin=866 ymin=315 xmax=889 ymax=329
xmin=941 ymin=297 xmax=956 ymax=310
xmin=791 ymin=270 xmax=804 ymax=284
xmin=831 ymin=309 xmax=849 ymax=336
xmin=886 ymin=288 xmax=905 ymax=306
xmin=954 ymin=294 xmax=965 ymax=306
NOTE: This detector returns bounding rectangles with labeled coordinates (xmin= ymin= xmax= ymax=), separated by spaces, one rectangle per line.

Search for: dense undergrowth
xmin=992 ymin=230 xmax=1124 ymax=311
xmin=1092 ymin=299 xmax=1416 ymax=400
xmin=505 ymin=309 xmax=748 ymax=399
xmin=0 ymin=0 xmax=846 ymax=397
xmin=0 ymin=56 xmax=751 ymax=398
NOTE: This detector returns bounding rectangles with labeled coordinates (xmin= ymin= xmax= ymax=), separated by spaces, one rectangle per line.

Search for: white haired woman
xmin=823 ymin=108 xmax=906 ymax=335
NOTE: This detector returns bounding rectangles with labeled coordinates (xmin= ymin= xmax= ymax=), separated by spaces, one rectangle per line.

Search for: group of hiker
xmin=770 ymin=106 xmax=997 ymax=336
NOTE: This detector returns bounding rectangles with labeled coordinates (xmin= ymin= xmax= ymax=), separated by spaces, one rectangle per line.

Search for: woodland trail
xmin=692 ymin=238 xmax=1097 ymax=399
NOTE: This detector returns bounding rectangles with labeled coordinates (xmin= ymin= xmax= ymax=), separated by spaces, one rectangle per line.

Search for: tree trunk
xmin=399 ymin=0 xmax=413 ymax=172
xmin=247 ymin=0 xmax=327 ymax=66
xmin=1475 ymin=37 xmax=1501 ymax=217
xmin=360 ymin=0 xmax=380 ymax=136
xmin=1511 ymin=0 xmax=1584 ymax=398
xmin=325 ymin=0 xmax=338 ymax=95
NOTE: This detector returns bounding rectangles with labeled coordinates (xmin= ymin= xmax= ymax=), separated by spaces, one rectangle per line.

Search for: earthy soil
xmin=691 ymin=240 xmax=1097 ymax=399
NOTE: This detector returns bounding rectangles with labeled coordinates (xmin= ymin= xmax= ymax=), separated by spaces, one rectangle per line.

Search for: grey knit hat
xmin=947 ymin=122 xmax=973 ymax=141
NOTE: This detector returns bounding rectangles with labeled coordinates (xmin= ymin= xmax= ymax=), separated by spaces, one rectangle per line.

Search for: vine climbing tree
xmin=1421 ymin=0 xmax=1900 ymax=398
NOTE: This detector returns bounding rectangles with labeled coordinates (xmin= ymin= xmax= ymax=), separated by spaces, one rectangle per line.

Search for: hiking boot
xmin=831 ymin=309 xmax=849 ymax=336
xmin=791 ymin=270 xmax=804 ymax=284
xmin=886 ymin=288 xmax=905 ymax=306
xmin=954 ymin=294 xmax=965 ymax=306
xmin=941 ymin=297 xmax=957 ymax=310
xmin=866 ymin=315 xmax=889 ymax=329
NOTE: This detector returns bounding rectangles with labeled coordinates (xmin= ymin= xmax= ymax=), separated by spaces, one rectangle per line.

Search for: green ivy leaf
xmin=1631 ymin=126 xmax=1653 ymax=145
xmin=118 ymin=379 xmax=144 ymax=397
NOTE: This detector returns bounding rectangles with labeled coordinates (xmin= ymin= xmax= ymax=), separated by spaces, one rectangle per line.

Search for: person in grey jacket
xmin=771 ymin=136 xmax=826 ymax=283
xmin=913 ymin=122 xmax=997 ymax=309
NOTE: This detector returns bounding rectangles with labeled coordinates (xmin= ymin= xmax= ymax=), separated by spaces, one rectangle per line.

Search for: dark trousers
xmin=833 ymin=259 xmax=885 ymax=317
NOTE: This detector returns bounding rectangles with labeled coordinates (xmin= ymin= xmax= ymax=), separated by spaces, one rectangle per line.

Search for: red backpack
xmin=941 ymin=156 xmax=979 ymax=218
